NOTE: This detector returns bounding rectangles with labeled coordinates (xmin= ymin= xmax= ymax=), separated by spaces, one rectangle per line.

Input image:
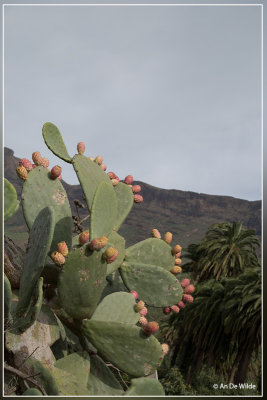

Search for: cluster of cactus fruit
xmin=4 ymin=122 xmax=194 ymax=396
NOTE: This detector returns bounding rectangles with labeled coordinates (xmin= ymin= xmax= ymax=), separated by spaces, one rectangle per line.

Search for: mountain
xmin=4 ymin=147 xmax=261 ymax=250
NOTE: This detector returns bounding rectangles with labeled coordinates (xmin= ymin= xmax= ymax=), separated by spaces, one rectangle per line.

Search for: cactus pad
xmin=125 ymin=377 xmax=165 ymax=395
xmin=4 ymin=178 xmax=19 ymax=221
xmin=4 ymin=275 xmax=12 ymax=326
xmin=58 ymin=245 xmax=107 ymax=319
xmin=120 ymin=262 xmax=183 ymax=307
xmin=21 ymin=167 xmax=72 ymax=252
xmin=42 ymin=122 xmax=72 ymax=163
xmin=82 ymin=320 xmax=163 ymax=377
xmin=125 ymin=238 xmax=175 ymax=271
xmin=113 ymin=182 xmax=134 ymax=230
xmin=91 ymin=292 xmax=140 ymax=324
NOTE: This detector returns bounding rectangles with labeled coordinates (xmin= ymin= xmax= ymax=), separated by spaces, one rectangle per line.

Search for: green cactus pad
xmin=58 ymin=245 xmax=107 ymax=319
xmin=91 ymin=292 xmax=139 ymax=324
xmin=17 ymin=277 xmax=43 ymax=332
xmin=87 ymin=354 xmax=123 ymax=395
xmin=89 ymin=182 xmax=117 ymax=239
xmin=125 ymin=238 xmax=175 ymax=271
xmin=4 ymin=178 xmax=19 ymax=221
xmin=23 ymin=357 xmax=59 ymax=395
xmin=106 ymin=231 xmax=125 ymax=275
xmin=72 ymin=154 xmax=111 ymax=210
xmin=113 ymin=182 xmax=134 ymax=230
xmin=42 ymin=122 xmax=72 ymax=163
xmin=82 ymin=320 xmax=164 ymax=377
xmin=16 ymin=207 xmax=55 ymax=317
xmin=4 ymin=275 xmax=13 ymax=326
xmin=125 ymin=377 xmax=165 ymax=395
xmin=21 ymin=166 xmax=72 ymax=253
xmin=22 ymin=388 xmax=43 ymax=396
xmin=120 ymin=262 xmax=183 ymax=307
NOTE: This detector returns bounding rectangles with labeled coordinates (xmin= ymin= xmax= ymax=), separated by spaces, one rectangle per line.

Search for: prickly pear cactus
xmin=4 ymin=122 xmax=192 ymax=396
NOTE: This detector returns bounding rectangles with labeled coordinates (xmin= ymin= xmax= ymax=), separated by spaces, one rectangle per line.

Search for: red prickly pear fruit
xmin=152 ymin=229 xmax=161 ymax=239
xmin=40 ymin=158 xmax=49 ymax=168
xmin=95 ymin=155 xmax=103 ymax=165
xmin=107 ymin=171 xmax=116 ymax=179
xmin=184 ymin=284 xmax=195 ymax=295
xmin=171 ymin=305 xmax=180 ymax=313
xmin=101 ymin=163 xmax=107 ymax=171
xmin=124 ymin=175 xmax=133 ymax=185
xmin=135 ymin=300 xmax=145 ymax=312
xmin=181 ymin=278 xmax=190 ymax=288
xmin=172 ymin=244 xmax=182 ymax=255
xmin=161 ymin=343 xmax=169 ymax=355
xmin=16 ymin=165 xmax=28 ymax=180
xmin=139 ymin=316 xmax=148 ymax=326
xmin=115 ymin=174 xmax=120 ymax=181
xmin=143 ymin=321 xmax=159 ymax=336
xmin=50 ymin=165 xmax=62 ymax=180
xmin=163 ymin=307 xmax=171 ymax=315
xmin=175 ymin=258 xmax=182 ymax=266
xmin=178 ymin=301 xmax=186 ymax=309
xmin=107 ymin=249 xmax=119 ymax=264
xmin=132 ymin=185 xmax=141 ymax=194
xmin=32 ymin=151 xmax=42 ymax=165
xmin=134 ymin=194 xmax=143 ymax=203
xmin=164 ymin=232 xmax=172 ymax=244
xmin=139 ymin=307 xmax=148 ymax=316
xmin=170 ymin=266 xmax=182 ymax=275
xmin=130 ymin=290 xmax=138 ymax=300
xmin=183 ymin=294 xmax=194 ymax=303
xmin=57 ymin=241 xmax=68 ymax=257
xmin=112 ymin=179 xmax=119 ymax=186
xmin=51 ymin=251 xmax=65 ymax=266
xmin=19 ymin=158 xmax=33 ymax=171
xmin=77 ymin=142 xmax=85 ymax=155
xmin=79 ymin=231 xmax=90 ymax=245
xmin=175 ymin=251 xmax=182 ymax=258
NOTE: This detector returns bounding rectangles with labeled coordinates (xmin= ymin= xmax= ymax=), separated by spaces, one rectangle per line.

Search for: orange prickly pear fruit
xmin=172 ymin=244 xmax=182 ymax=255
xmin=57 ymin=241 xmax=68 ymax=257
xmin=175 ymin=251 xmax=182 ymax=258
xmin=40 ymin=158 xmax=49 ymax=168
xmin=32 ymin=151 xmax=42 ymax=165
xmin=19 ymin=158 xmax=33 ymax=171
xmin=107 ymin=249 xmax=118 ymax=263
xmin=51 ymin=251 xmax=65 ymax=266
xmin=95 ymin=155 xmax=103 ymax=165
xmin=101 ymin=163 xmax=107 ymax=171
xmin=50 ymin=165 xmax=62 ymax=179
xmin=171 ymin=305 xmax=180 ymax=313
xmin=89 ymin=236 xmax=108 ymax=251
xmin=16 ymin=165 xmax=28 ymax=180
xmin=184 ymin=284 xmax=195 ymax=295
xmin=152 ymin=229 xmax=161 ymax=239
xmin=161 ymin=343 xmax=169 ymax=355
xmin=132 ymin=185 xmax=141 ymax=193
xmin=164 ymin=232 xmax=172 ymax=244
xmin=77 ymin=142 xmax=85 ymax=155
xmin=143 ymin=321 xmax=159 ymax=335
xmin=175 ymin=258 xmax=182 ymax=266
xmin=79 ymin=231 xmax=90 ymax=245
xmin=183 ymin=294 xmax=194 ymax=303
xmin=112 ymin=179 xmax=119 ymax=186
xmin=124 ymin=175 xmax=133 ymax=185
xmin=170 ymin=266 xmax=182 ymax=275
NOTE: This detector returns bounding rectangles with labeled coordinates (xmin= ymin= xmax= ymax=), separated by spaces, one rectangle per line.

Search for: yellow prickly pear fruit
xmin=95 ymin=155 xmax=103 ymax=165
xmin=135 ymin=300 xmax=145 ymax=312
xmin=170 ymin=266 xmax=182 ymax=274
xmin=152 ymin=229 xmax=161 ymax=239
xmin=161 ymin=343 xmax=169 ymax=355
xmin=172 ymin=244 xmax=182 ymax=255
xmin=175 ymin=258 xmax=182 ymax=265
xmin=51 ymin=251 xmax=65 ymax=266
xmin=104 ymin=247 xmax=116 ymax=259
xmin=164 ymin=232 xmax=172 ymax=244
xmin=57 ymin=241 xmax=68 ymax=257
xmin=32 ymin=151 xmax=42 ymax=165
xmin=16 ymin=165 xmax=28 ymax=180
xmin=77 ymin=142 xmax=85 ymax=155
xmin=79 ymin=231 xmax=90 ymax=245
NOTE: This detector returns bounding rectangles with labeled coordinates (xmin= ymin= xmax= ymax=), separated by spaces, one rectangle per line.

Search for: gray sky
xmin=4 ymin=3 xmax=262 ymax=200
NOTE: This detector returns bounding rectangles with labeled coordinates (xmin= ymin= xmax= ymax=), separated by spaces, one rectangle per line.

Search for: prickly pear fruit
xmin=16 ymin=165 xmax=28 ymax=180
xmin=163 ymin=307 xmax=171 ymax=315
xmin=57 ymin=241 xmax=68 ymax=257
xmin=134 ymin=194 xmax=143 ymax=203
xmin=184 ymin=284 xmax=195 ymax=295
xmin=172 ymin=244 xmax=182 ymax=255
xmin=130 ymin=290 xmax=138 ymax=300
xmin=139 ymin=307 xmax=148 ymax=317
xmin=101 ymin=163 xmax=107 ymax=171
xmin=170 ymin=305 xmax=180 ymax=313
xmin=89 ymin=236 xmax=108 ymax=251
xmin=143 ymin=321 xmax=159 ymax=336
xmin=50 ymin=165 xmax=62 ymax=180
xmin=176 ymin=252 xmax=181 ymax=258
xmin=89 ymin=157 xmax=94 ymax=161
xmin=138 ymin=316 xmax=148 ymax=326
xmin=106 ymin=249 xmax=119 ymax=264
xmin=132 ymin=185 xmax=141 ymax=193
xmin=178 ymin=301 xmax=186 ymax=309
xmin=135 ymin=300 xmax=145 ymax=312
xmin=104 ymin=247 xmax=116 ymax=259
xmin=175 ymin=258 xmax=182 ymax=266
xmin=107 ymin=171 xmax=116 ymax=179
xmin=95 ymin=155 xmax=103 ymax=165
xmin=79 ymin=231 xmax=90 ymax=245
xmin=161 ymin=343 xmax=169 ymax=355
xmin=19 ymin=158 xmax=33 ymax=171
xmin=40 ymin=158 xmax=49 ymax=168
xmin=77 ymin=142 xmax=85 ymax=155
xmin=112 ymin=179 xmax=119 ymax=186
xmin=51 ymin=251 xmax=65 ymax=266
xmin=32 ymin=151 xmax=42 ymax=165
xmin=152 ymin=229 xmax=161 ymax=239
xmin=181 ymin=278 xmax=190 ymax=288
xmin=170 ymin=266 xmax=182 ymax=275
xmin=182 ymin=294 xmax=194 ymax=303
xmin=164 ymin=232 xmax=172 ymax=244
xmin=124 ymin=175 xmax=133 ymax=185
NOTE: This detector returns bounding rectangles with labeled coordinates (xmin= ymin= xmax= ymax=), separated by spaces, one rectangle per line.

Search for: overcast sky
xmin=4 ymin=3 xmax=262 ymax=200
